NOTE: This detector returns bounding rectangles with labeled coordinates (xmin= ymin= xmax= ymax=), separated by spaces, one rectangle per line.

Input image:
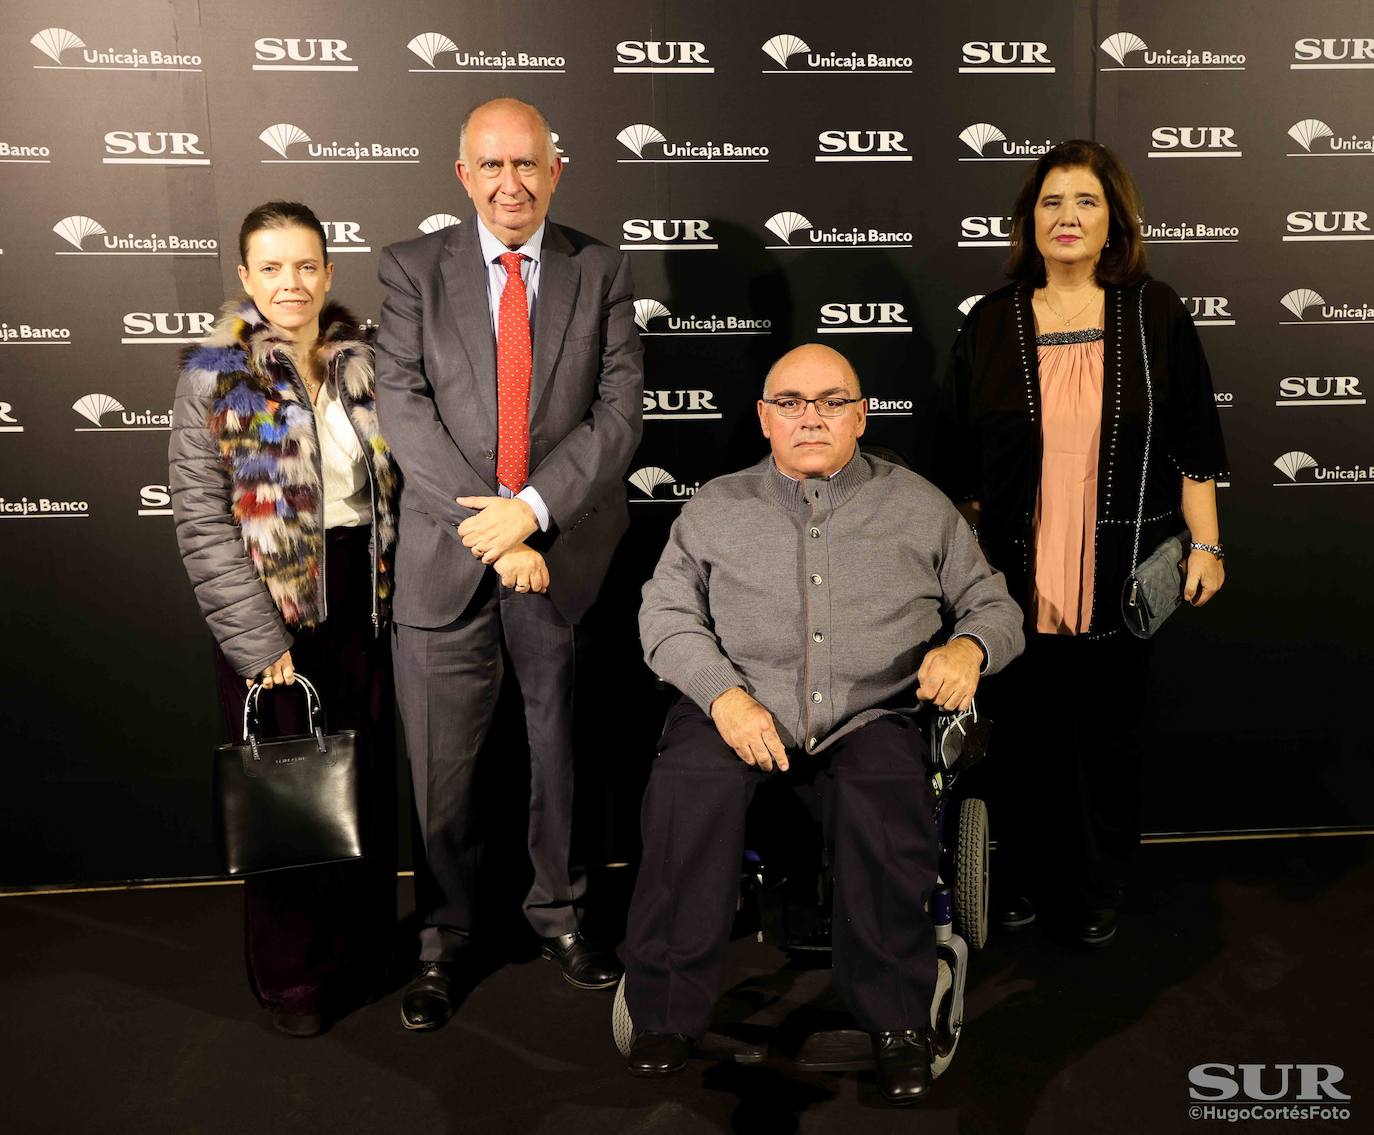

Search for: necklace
xmin=1038 ymin=288 xmax=1100 ymax=327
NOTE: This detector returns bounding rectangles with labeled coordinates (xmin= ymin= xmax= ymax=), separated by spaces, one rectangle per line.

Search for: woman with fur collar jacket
xmin=169 ymin=202 xmax=400 ymax=1037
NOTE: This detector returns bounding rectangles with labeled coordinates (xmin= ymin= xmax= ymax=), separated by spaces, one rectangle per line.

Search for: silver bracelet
xmin=1189 ymin=541 xmax=1224 ymax=559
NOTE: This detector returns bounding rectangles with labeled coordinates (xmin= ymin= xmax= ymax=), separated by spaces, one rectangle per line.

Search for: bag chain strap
xmin=1127 ymin=282 xmax=1153 ymax=603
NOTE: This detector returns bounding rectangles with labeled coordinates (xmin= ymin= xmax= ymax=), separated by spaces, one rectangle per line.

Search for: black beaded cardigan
xmin=940 ymin=278 xmax=1229 ymax=639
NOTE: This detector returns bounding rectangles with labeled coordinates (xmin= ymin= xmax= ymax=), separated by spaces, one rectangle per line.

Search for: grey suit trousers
xmin=395 ymin=574 xmax=584 ymax=959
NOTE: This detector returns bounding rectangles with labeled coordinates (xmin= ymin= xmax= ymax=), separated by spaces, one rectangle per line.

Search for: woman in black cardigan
xmin=943 ymin=140 xmax=1227 ymax=946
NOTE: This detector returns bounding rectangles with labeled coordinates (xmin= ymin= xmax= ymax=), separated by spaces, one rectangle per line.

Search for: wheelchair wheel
xmin=612 ymin=975 xmax=634 ymax=1056
xmin=953 ymin=797 xmax=989 ymax=950
xmin=930 ymin=957 xmax=957 ymax=1077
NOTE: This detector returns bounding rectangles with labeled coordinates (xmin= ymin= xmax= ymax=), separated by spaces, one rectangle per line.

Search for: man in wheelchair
xmin=623 ymin=344 xmax=1024 ymax=1104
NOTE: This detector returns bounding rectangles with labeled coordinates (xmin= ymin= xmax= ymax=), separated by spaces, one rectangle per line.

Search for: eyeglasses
xmin=761 ymin=396 xmax=863 ymax=419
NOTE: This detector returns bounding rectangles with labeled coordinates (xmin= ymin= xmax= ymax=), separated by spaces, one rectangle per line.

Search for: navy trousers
xmin=624 ymin=698 xmax=938 ymax=1037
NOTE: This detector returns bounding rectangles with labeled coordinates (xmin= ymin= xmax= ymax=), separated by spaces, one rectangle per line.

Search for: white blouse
xmin=314 ymin=382 xmax=370 ymax=529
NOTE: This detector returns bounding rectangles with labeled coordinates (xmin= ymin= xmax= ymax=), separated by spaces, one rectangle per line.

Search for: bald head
xmin=458 ymin=98 xmax=557 ymax=167
xmin=757 ymin=343 xmax=868 ymax=481
xmin=762 ymin=343 xmax=862 ymax=400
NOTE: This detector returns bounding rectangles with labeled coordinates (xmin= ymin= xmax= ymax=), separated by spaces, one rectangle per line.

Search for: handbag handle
xmin=1126 ymin=282 xmax=1153 ymax=595
xmin=240 ymin=673 xmax=328 ymax=760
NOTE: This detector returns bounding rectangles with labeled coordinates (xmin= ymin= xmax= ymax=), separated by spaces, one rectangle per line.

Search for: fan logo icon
xmin=1286 ymin=118 xmax=1374 ymax=157
xmin=958 ymin=295 xmax=986 ymax=318
xmin=957 ymin=123 xmax=1053 ymax=162
xmin=628 ymin=467 xmax=697 ymax=503
xmin=633 ymin=299 xmax=770 ymax=337
xmin=1279 ymin=288 xmax=1374 ymax=325
xmin=418 ymin=215 xmax=462 ymax=235
xmin=764 ymin=211 xmax=912 ymax=250
xmin=760 ymin=34 xmax=912 ymax=74
xmin=615 ymin=124 xmax=769 ymax=164
xmin=258 ymin=122 xmax=419 ymax=164
xmin=72 ymin=394 xmax=171 ymax=432
xmin=621 ymin=220 xmax=718 ymax=251
xmin=404 ymin=32 xmax=564 ymax=73
xmin=52 ymin=216 xmax=216 ymax=257
xmin=0 ymin=321 xmax=71 ymax=346
xmin=30 ymin=27 xmax=202 ymax=72
xmin=1099 ymin=31 xmax=1245 ymax=72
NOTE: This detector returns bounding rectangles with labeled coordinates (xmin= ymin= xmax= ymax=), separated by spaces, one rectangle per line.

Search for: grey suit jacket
xmin=375 ymin=218 xmax=644 ymax=626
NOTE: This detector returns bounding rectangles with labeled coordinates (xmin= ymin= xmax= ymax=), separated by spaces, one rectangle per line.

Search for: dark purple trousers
xmin=213 ymin=526 xmax=397 ymax=1014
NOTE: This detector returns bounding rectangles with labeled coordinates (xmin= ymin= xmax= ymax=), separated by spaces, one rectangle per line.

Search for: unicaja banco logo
xmin=418 ymin=214 xmax=461 ymax=234
xmin=1286 ymin=118 xmax=1374 ymax=157
xmin=405 ymin=31 xmax=564 ymax=73
xmin=958 ymin=123 xmax=1053 ymax=161
xmin=760 ymin=33 xmax=912 ymax=74
xmin=31 ymin=26 xmax=201 ymax=72
xmin=1099 ymin=31 xmax=1244 ymax=71
xmin=52 ymin=214 xmax=216 ymax=256
xmin=763 ymin=211 xmax=912 ymax=250
xmin=72 ymin=393 xmax=170 ymax=431
xmin=628 ymin=466 xmax=697 ymax=502
xmin=1269 ymin=451 xmax=1374 ymax=487
xmin=959 ymin=295 xmax=985 ymax=316
xmin=616 ymin=123 xmax=768 ymax=163
xmin=1279 ymin=287 xmax=1374 ymax=325
xmin=633 ymin=299 xmax=770 ymax=336
xmin=258 ymin=122 xmax=419 ymax=163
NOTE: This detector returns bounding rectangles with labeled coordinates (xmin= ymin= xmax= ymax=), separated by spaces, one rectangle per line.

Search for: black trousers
xmin=985 ymin=631 xmax=1152 ymax=910
xmin=624 ymin=699 xmax=938 ymax=1037
xmin=213 ymin=525 xmax=397 ymax=1014
xmin=393 ymin=574 xmax=583 ymax=960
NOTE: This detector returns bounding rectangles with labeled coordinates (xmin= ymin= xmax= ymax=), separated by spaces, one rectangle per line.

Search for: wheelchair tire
xmin=612 ymin=975 xmax=634 ymax=1056
xmin=953 ymin=797 xmax=990 ymax=950
xmin=930 ymin=957 xmax=958 ymax=1078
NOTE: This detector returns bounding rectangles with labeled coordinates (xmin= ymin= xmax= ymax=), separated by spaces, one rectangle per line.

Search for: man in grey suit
xmin=375 ymin=98 xmax=643 ymax=1030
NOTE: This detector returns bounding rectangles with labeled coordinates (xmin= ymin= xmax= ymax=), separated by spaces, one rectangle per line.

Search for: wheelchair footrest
xmin=793 ymin=1029 xmax=872 ymax=1072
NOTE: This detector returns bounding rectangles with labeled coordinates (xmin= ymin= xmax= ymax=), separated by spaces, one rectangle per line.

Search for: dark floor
xmin=1 ymin=837 xmax=1369 ymax=1135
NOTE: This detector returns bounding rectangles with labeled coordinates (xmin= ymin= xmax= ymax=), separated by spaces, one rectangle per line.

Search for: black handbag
xmin=212 ymin=674 xmax=364 ymax=876
xmin=1122 ymin=282 xmax=1189 ymax=639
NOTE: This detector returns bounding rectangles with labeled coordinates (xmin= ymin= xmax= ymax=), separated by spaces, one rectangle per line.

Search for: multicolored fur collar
xmin=180 ymin=299 xmax=399 ymax=627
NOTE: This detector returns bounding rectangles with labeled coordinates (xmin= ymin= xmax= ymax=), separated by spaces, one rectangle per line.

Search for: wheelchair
xmin=612 ymin=699 xmax=992 ymax=1079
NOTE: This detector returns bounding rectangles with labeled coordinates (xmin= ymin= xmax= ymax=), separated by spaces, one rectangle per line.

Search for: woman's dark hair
xmin=1005 ymin=140 xmax=1148 ymax=287
xmin=238 ymin=201 xmax=329 ymax=267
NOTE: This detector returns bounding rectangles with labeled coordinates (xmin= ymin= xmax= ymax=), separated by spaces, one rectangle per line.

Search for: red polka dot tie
xmin=495 ymin=251 xmax=532 ymax=492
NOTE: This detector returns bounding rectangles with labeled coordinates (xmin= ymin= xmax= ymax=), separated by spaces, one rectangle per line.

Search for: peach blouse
xmin=1032 ymin=330 xmax=1105 ymax=634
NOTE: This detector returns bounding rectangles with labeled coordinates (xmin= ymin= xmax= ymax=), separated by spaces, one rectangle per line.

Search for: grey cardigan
xmin=639 ymin=453 xmax=1025 ymax=754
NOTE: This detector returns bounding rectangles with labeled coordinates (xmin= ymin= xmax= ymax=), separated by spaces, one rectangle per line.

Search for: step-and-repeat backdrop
xmin=2 ymin=0 xmax=1371 ymax=884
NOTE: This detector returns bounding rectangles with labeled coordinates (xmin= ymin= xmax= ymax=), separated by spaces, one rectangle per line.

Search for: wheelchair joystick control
xmin=932 ymin=885 xmax=953 ymax=943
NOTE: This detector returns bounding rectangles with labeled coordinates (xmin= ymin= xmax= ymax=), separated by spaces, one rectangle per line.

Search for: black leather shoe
xmin=995 ymin=895 xmax=1037 ymax=932
xmin=628 ymin=1032 xmax=690 ymax=1076
xmin=270 ymin=1007 xmax=323 ymax=1038
xmin=540 ymin=932 xmax=623 ymax=990
xmin=401 ymin=961 xmax=454 ymax=1031
xmin=1078 ymin=906 xmax=1119 ymax=948
xmin=871 ymin=1029 xmax=934 ymax=1105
